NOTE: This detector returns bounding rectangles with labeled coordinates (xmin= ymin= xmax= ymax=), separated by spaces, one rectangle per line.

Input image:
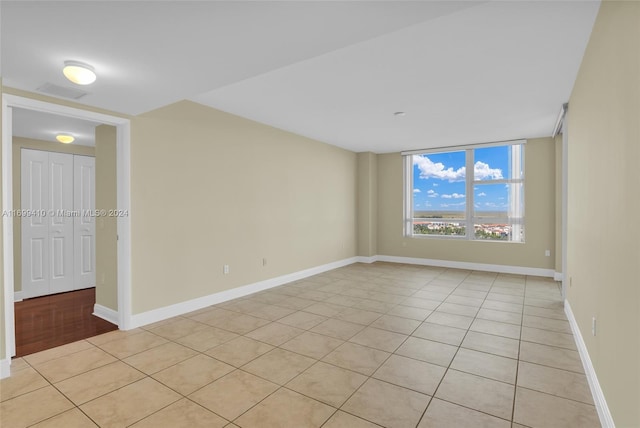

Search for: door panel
xmin=74 ymin=155 xmax=96 ymax=290
xmin=51 ymin=236 xmax=65 ymax=278
xmin=21 ymin=149 xmax=50 ymax=298
xmin=48 ymin=152 xmax=74 ymax=294
xmin=80 ymin=235 xmax=93 ymax=274
xmin=29 ymin=238 xmax=46 ymax=281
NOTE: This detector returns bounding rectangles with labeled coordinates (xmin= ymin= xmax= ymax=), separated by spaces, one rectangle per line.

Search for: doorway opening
xmin=2 ymin=94 xmax=131 ymax=374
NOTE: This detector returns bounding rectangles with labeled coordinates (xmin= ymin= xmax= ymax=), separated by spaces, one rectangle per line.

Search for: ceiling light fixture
xmin=56 ymin=134 xmax=75 ymax=144
xmin=394 ymin=111 xmax=406 ymax=116
xmin=63 ymin=61 xmax=97 ymax=85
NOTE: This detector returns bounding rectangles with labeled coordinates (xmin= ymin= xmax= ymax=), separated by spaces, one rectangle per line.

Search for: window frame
xmin=403 ymin=140 xmax=525 ymax=242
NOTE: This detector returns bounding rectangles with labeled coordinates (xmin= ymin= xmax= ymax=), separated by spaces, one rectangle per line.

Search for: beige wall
xmin=566 ymin=1 xmax=640 ymax=426
xmin=12 ymin=137 xmax=95 ymax=293
xmin=376 ymin=137 xmax=556 ymax=270
xmin=95 ymin=125 xmax=118 ymax=311
xmin=130 ymin=101 xmax=357 ymax=314
xmin=357 ymin=152 xmax=377 ymax=257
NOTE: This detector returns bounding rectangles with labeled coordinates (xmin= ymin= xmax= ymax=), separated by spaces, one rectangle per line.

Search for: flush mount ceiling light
xmin=56 ymin=134 xmax=75 ymax=144
xmin=62 ymin=61 xmax=96 ymax=85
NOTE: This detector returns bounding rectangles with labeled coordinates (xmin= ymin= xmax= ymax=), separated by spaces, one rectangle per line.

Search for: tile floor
xmin=0 ymin=262 xmax=601 ymax=427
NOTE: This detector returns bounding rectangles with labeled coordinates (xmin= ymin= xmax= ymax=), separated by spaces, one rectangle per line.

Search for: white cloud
xmin=440 ymin=202 xmax=466 ymax=208
xmin=413 ymin=189 xmax=421 ymax=193
xmin=414 ymin=156 xmax=502 ymax=182
xmin=427 ymin=189 xmax=439 ymax=198
xmin=432 ymin=183 xmax=438 ymax=187
xmin=474 ymin=161 xmax=503 ymax=180
xmin=478 ymin=192 xmax=487 ymax=197
xmin=484 ymin=202 xmax=507 ymax=208
xmin=441 ymin=193 xmax=465 ymax=199
xmin=413 ymin=155 xmax=465 ymax=182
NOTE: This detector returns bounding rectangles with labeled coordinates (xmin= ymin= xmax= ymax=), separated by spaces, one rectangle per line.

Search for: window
xmin=404 ymin=141 xmax=524 ymax=242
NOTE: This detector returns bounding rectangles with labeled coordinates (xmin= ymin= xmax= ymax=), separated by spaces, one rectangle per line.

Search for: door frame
xmin=2 ymin=94 xmax=132 ymax=373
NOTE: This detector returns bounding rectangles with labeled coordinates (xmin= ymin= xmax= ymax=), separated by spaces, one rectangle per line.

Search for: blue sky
xmin=413 ymin=146 xmax=514 ymax=213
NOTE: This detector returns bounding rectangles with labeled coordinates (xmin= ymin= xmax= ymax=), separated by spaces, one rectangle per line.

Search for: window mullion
xmin=466 ymin=149 xmax=474 ymax=240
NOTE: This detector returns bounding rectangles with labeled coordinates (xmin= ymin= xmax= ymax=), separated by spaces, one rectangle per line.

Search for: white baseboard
xmin=93 ymin=304 xmax=120 ymax=326
xmin=14 ymin=291 xmax=23 ymax=302
xmin=554 ymin=272 xmax=563 ymax=281
xmin=128 ymin=254 xmax=554 ymax=329
xmin=0 ymin=358 xmax=10 ymax=379
xmin=564 ymin=300 xmax=615 ymax=428
xmin=129 ymin=256 xmax=361 ymax=329
xmin=375 ymin=255 xmax=555 ymax=278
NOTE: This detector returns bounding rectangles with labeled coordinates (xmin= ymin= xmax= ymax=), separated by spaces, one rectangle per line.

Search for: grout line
xmin=414 ymin=268 xmax=478 ymax=427
xmin=510 ymin=274 xmax=527 ymax=423
xmin=6 ymin=263 xmax=578 ymax=428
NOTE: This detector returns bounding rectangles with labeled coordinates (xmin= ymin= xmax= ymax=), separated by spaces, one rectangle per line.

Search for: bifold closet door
xmin=21 ymin=149 xmax=75 ymax=298
xmin=74 ymin=155 xmax=96 ymax=290
xmin=21 ymin=149 xmax=96 ymax=298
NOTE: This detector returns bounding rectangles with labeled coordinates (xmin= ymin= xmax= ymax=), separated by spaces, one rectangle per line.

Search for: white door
xmin=21 ymin=149 xmax=50 ymax=298
xmin=48 ymin=152 xmax=75 ymax=294
xmin=74 ymin=155 xmax=96 ymax=290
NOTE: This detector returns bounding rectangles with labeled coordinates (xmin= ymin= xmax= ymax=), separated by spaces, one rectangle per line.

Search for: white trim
xmin=554 ymin=272 xmax=563 ymax=282
xmin=1 ymin=94 xmax=132 ymax=362
xmin=565 ymin=300 xmax=615 ymax=428
xmin=552 ymin=103 xmax=568 ymax=138
xmin=375 ymin=255 xmax=554 ymax=277
xmin=2 ymin=97 xmax=17 ymax=360
xmin=561 ymin=112 xmax=569 ymax=300
xmin=129 ymin=254 xmax=556 ymax=329
xmin=0 ymin=358 xmax=10 ymax=379
xmin=13 ymin=291 xmax=23 ymax=302
xmin=129 ymin=257 xmax=360 ymax=328
xmin=93 ymin=304 xmax=119 ymax=325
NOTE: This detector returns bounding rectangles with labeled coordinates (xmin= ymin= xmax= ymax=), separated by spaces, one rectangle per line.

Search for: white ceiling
xmin=12 ymin=108 xmax=100 ymax=147
xmin=1 ymin=1 xmax=600 ymax=153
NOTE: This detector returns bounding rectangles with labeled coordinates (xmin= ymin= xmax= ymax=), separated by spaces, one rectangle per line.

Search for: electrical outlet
xmin=592 ymin=316 xmax=597 ymax=336
xmin=545 ymin=250 xmax=551 ymax=257
xmin=223 ymin=265 xmax=229 ymax=274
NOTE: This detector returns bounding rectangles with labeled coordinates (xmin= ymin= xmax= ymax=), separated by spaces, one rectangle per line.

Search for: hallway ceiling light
xmin=56 ymin=134 xmax=75 ymax=144
xmin=62 ymin=61 xmax=96 ymax=85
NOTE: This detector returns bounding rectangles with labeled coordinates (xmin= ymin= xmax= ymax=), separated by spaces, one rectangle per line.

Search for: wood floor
xmin=14 ymin=288 xmax=118 ymax=357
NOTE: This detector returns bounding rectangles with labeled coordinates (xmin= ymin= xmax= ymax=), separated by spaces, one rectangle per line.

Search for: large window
xmin=404 ymin=141 xmax=524 ymax=242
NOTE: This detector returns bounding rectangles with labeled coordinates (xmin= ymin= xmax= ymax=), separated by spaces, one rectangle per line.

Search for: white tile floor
xmin=0 ymin=262 xmax=601 ymax=427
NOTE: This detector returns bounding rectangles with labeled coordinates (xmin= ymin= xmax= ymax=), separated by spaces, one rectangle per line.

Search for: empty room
xmin=0 ymin=1 xmax=638 ymax=428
